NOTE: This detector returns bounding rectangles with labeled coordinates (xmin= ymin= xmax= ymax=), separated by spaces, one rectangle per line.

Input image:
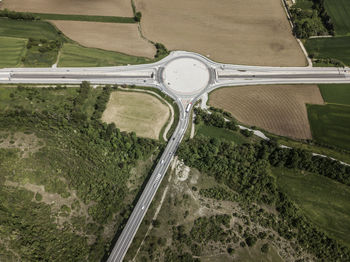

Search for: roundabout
xmin=162 ymin=56 xmax=210 ymax=96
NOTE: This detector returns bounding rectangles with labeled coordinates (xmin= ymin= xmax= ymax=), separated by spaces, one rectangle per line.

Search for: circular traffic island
xmin=162 ymin=57 xmax=210 ymax=96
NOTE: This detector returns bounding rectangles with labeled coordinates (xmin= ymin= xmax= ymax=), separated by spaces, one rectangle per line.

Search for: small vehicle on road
xmin=141 ymin=206 xmax=145 ymax=210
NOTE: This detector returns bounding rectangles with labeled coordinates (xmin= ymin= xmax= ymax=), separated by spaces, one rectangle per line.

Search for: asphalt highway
xmin=1 ymin=51 xmax=350 ymax=262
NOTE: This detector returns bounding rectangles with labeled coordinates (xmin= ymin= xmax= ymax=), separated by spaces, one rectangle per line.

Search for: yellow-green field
xmin=101 ymin=91 xmax=170 ymax=139
xmin=0 ymin=36 xmax=27 ymax=68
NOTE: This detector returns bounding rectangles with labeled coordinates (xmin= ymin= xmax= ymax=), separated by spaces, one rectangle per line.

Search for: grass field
xmin=209 ymin=85 xmax=324 ymax=139
xmin=318 ymin=84 xmax=350 ymax=105
xmin=135 ymin=0 xmax=306 ymax=66
xmin=2 ymin=0 xmax=133 ymax=17
xmin=307 ymin=104 xmax=350 ymax=150
xmin=324 ymin=0 xmax=350 ymax=36
xmin=101 ymin=91 xmax=170 ymax=139
xmin=272 ymin=167 xmax=350 ymax=247
xmin=33 ymin=13 xmax=135 ymax=23
xmin=0 ymin=18 xmax=67 ymax=41
xmin=58 ymin=43 xmax=152 ymax=67
xmin=51 ymin=21 xmax=155 ymax=58
xmin=305 ymin=36 xmax=350 ymax=66
xmin=196 ymin=123 xmax=254 ymax=145
xmin=0 ymin=36 xmax=26 ymax=68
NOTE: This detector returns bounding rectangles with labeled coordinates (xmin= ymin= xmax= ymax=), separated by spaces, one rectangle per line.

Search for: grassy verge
xmin=305 ymin=36 xmax=350 ymax=66
xmin=0 ymin=36 xmax=27 ymax=68
xmin=32 ymin=13 xmax=136 ymax=23
xmin=272 ymin=167 xmax=350 ymax=247
xmin=58 ymin=43 xmax=152 ymax=67
xmin=307 ymin=103 xmax=350 ymax=151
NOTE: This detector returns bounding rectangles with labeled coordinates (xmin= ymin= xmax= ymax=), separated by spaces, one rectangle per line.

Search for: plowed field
xmin=209 ymin=85 xmax=324 ymax=139
xmin=135 ymin=0 xmax=306 ymax=66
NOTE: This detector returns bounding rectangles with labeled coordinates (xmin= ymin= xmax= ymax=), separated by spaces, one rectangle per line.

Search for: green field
xmin=0 ymin=18 xmax=67 ymax=41
xmin=325 ymin=0 xmax=350 ymax=36
xmin=0 ymin=36 xmax=27 ymax=68
xmin=34 ymin=13 xmax=136 ymax=23
xmin=305 ymin=36 xmax=350 ymax=66
xmin=272 ymin=167 xmax=350 ymax=247
xmin=308 ymin=104 xmax=350 ymax=150
xmin=58 ymin=43 xmax=151 ymax=67
xmin=196 ymin=123 xmax=253 ymax=144
xmin=318 ymin=84 xmax=350 ymax=105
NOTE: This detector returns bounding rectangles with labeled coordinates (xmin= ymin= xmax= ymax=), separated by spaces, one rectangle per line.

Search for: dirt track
xmin=209 ymin=85 xmax=324 ymax=139
xmin=1 ymin=0 xmax=133 ymax=17
xmin=51 ymin=21 xmax=156 ymax=58
xmin=135 ymin=0 xmax=306 ymax=66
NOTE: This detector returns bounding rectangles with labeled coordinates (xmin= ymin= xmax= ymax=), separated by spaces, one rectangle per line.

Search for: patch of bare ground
xmin=0 ymin=132 xmax=44 ymax=158
xmin=135 ymin=0 xmax=306 ymax=66
xmin=1 ymin=0 xmax=133 ymax=17
xmin=50 ymin=21 xmax=155 ymax=58
xmin=102 ymin=91 xmax=169 ymax=140
xmin=209 ymin=85 xmax=324 ymax=139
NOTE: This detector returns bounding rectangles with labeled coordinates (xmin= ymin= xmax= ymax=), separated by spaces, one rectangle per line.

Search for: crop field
xmin=305 ymin=36 xmax=350 ymax=66
xmin=209 ymin=85 xmax=324 ymax=139
xmin=0 ymin=37 xmax=26 ymax=68
xmin=273 ymin=167 xmax=350 ymax=247
xmin=318 ymin=84 xmax=350 ymax=105
xmin=135 ymin=0 xmax=306 ymax=66
xmin=51 ymin=21 xmax=155 ymax=58
xmin=1 ymin=0 xmax=133 ymax=17
xmin=102 ymin=91 xmax=170 ymax=140
xmin=324 ymin=0 xmax=350 ymax=36
xmin=307 ymin=104 xmax=350 ymax=150
xmin=58 ymin=43 xmax=151 ymax=67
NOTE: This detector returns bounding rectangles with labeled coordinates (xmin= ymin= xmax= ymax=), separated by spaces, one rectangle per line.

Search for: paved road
xmin=1 ymin=51 xmax=349 ymax=262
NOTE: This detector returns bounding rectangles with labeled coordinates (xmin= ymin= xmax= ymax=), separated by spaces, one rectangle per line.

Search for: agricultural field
xmin=51 ymin=21 xmax=155 ymax=58
xmin=135 ymin=0 xmax=306 ymax=66
xmin=324 ymin=0 xmax=350 ymax=36
xmin=308 ymin=104 xmax=350 ymax=151
xmin=318 ymin=84 xmax=350 ymax=105
xmin=102 ymin=91 xmax=170 ymax=140
xmin=209 ymin=85 xmax=324 ymax=139
xmin=0 ymin=36 xmax=26 ymax=68
xmin=272 ymin=167 xmax=350 ymax=247
xmin=1 ymin=0 xmax=133 ymax=17
xmin=0 ymin=84 xmax=158 ymax=261
xmin=305 ymin=36 xmax=350 ymax=66
xmin=58 ymin=43 xmax=151 ymax=67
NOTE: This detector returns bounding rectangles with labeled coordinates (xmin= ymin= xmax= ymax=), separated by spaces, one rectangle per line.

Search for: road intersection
xmin=1 ymin=51 xmax=349 ymax=261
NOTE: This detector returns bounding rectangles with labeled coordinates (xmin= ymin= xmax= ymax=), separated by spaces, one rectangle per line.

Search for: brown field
xmin=209 ymin=85 xmax=324 ymax=139
xmin=101 ymin=91 xmax=170 ymax=140
xmin=1 ymin=0 xmax=133 ymax=17
xmin=51 ymin=21 xmax=156 ymax=58
xmin=135 ymin=0 xmax=306 ymax=66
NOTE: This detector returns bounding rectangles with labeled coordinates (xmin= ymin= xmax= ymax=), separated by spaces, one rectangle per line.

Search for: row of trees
xmin=194 ymin=107 xmax=237 ymax=131
xmin=0 ymin=8 xmax=40 ymax=21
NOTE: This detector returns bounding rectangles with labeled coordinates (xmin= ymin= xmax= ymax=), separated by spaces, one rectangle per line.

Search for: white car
xmin=141 ymin=206 xmax=145 ymax=210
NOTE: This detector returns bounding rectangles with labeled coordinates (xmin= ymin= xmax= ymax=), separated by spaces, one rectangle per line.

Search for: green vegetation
xmin=196 ymin=124 xmax=250 ymax=144
xmin=305 ymin=36 xmax=350 ymax=66
xmin=272 ymin=167 xmax=350 ymax=247
xmin=23 ymin=38 xmax=61 ymax=67
xmin=33 ymin=13 xmax=136 ymax=23
xmin=58 ymin=43 xmax=152 ymax=67
xmin=308 ymin=104 xmax=350 ymax=150
xmin=318 ymin=84 xmax=350 ymax=105
xmin=0 ymin=84 xmax=158 ymax=260
xmin=0 ymin=36 xmax=27 ymax=68
xmin=290 ymin=0 xmax=334 ymax=38
xmin=324 ymin=0 xmax=350 ymax=36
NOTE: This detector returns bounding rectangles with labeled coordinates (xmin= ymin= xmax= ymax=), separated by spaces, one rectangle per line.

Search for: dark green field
xmin=273 ymin=167 xmax=350 ymax=247
xmin=325 ymin=0 xmax=350 ymax=36
xmin=305 ymin=36 xmax=350 ymax=66
xmin=307 ymin=104 xmax=350 ymax=150
xmin=318 ymin=84 xmax=350 ymax=105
